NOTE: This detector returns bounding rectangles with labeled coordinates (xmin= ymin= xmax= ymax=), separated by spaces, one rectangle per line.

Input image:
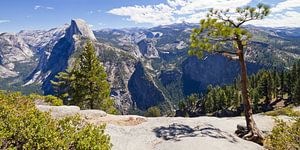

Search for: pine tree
xmin=271 ymin=70 xmax=280 ymax=100
xmin=292 ymin=78 xmax=300 ymax=105
xmin=51 ymin=68 xmax=74 ymax=103
xmin=189 ymin=3 xmax=270 ymax=143
xmin=52 ymin=41 xmax=117 ymax=114
xmin=279 ymin=71 xmax=285 ymax=99
xmin=250 ymin=88 xmax=260 ymax=113
xmin=258 ymin=72 xmax=272 ymax=105
xmin=284 ymin=72 xmax=293 ymax=101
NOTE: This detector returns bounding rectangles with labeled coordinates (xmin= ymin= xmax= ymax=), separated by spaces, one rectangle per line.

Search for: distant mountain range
xmin=0 ymin=19 xmax=299 ymax=114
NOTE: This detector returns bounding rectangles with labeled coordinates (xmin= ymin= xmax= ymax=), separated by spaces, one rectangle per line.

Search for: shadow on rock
xmin=153 ymin=123 xmax=237 ymax=143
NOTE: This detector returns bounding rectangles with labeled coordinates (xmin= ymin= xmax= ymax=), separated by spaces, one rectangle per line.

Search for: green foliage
xmin=51 ymin=69 xmax=74 ymax=102
xmin=52 ymin=41 xmax=118 ymax=114
xmin=203 ymin=85 xmax=241 ymax=114
xmin=189 ymin=3 xmax=270 ymax=58
xmin=257 ymin=72 xmax=272 ymax=104
xmin=0 ymin=77 xmax=42 ymax=95
xmin=264 ymin=107 xmax=300 ymax=117
xmin=292 ymin=78 xmax=300 ymax=105
xmin=28 ymin=93 xmax=63 ymax=106
xmin=265 ymin=118 xmax=300 ymax=150
xmin=0 ymin=91 xmax=112 ymax=150
xmin=177 ymin=60 xmax=300 ymax=116
xmin=178 ymin=94 xmax=202 ymax=117
xmin=250 ymin=88 xmax=260 ymax=113
xmin=145 ymin=106 xmax=161 ymax=117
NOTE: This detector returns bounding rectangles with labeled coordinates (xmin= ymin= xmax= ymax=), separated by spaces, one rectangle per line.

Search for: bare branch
xmin=214 ymin=50 xmax=238 ymax=55
xmin=223 ymin=53 xmax=239 ymax=60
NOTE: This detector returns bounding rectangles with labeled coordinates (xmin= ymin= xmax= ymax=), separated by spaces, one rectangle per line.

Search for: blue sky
xmin=0 ymin=0 xmax=300 ymax=32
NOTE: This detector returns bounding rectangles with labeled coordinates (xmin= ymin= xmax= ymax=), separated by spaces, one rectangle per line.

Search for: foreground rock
xmin=36 ymin=105 xmax=146 ymax=126
xmin=37 ymin=105 xmax=286 ymax=150
xmin=106 ymin=116 xmax=279 ymax=150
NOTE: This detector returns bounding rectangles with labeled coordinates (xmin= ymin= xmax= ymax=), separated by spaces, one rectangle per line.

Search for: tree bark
xmin=236 ymin=42 xmax=264 ymax=145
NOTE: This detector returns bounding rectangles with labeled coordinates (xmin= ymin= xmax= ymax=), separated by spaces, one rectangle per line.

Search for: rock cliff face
xmin=0 ymin=25 xmax=67 ymax=79
xmin=128 ymin=62 xmax=165 ymax=110
xmin=0 ymin=33 xmax=34 ymax=77
xmin=25 ymin=19 xmax=95 ymax=90
xmin=65 ymin=19 xmax=96 ymax=42
xmin=181 ymin=55 xmax=262 ymax=95
xmin=137 ymin=39 xmax=159 ymax=58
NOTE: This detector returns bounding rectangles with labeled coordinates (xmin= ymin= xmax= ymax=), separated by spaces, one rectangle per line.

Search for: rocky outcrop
xmin=36 ymin=104 xmax=296 ymax=150
xmin=25 ymin=19 xmax=97 ymax=92
xmin=128 ymin=62 xmax=166 ymax=110
xmin=137 ymin=39 xmax=159 ymax=58
xmin=0 ymin=33 xmax=34 ymax=77
xmin=25 ymin=19 xmax=142 ymax=114
xmin=94 ymin=42 xmax=138 ymax=114
xmin=65 ymin=19 xmax=96 ymax=42
xmin=182 ymin=55 xmax=263 ymax=95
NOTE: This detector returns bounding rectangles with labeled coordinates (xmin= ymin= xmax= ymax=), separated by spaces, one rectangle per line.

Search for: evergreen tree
xmin=52 ymin=41 xmax=117 ymax=114
xmin=51 ymin=68 xmax=74 ymax=103
xmin=258 ymin=72 xmax=272 ymax=105
xmin=189 ymin=3 xmax=270 ymax=143
xmin=271 ymin=70 xmax=280 ymax=100
xmin=284 ymin=72 xmax=293 ymax=101
xmin=292 ymin=78 xmax=300 ymax=105
xmin=250 ymin=88 xmax=260 ymax=113
xmin=279 ymin=71 xmax=285 ymax=99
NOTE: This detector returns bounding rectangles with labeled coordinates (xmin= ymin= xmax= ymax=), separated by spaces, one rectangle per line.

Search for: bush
xmin=28 ymin=93 xmax=63 ymax=106
xmin=0 ymin=92 xmax=112 ymax=149
xmin=265 ymin=118 xmax=300 ymax=150
xmin=264 ymin=107 xmax=300 ymax=117
xmin=145 ymin=107 xmax=161 ymax=117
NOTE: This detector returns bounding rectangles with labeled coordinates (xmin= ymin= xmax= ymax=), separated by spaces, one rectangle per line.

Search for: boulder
xmin=36 ymin=105 xmax=80 ymax=118
xmin=79 ymin=109 xmax=107 ymax=119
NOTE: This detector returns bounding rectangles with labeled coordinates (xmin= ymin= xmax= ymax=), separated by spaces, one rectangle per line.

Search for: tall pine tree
xmin=52 ymin=41 xmax=117 ymax=114
xmin=189 ymin=3 xmax=270 ymax=144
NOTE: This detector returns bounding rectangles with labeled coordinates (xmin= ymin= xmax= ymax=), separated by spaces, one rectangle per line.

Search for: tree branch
xmin=214 ymin=50 xmax=239 ymax=60
xmin=214 ymin=50 xmax=238 ymax=55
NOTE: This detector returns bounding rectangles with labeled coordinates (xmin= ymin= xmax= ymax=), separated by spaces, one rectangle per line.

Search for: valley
xmin=1 ymin=19 xmax=299 ymax=114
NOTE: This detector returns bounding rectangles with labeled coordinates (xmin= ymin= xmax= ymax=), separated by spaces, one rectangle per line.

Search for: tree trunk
xmin=236 ymin=43 xmax=264 ymax=145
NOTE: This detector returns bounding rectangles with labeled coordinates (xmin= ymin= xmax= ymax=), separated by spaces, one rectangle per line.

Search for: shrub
xmin=265 ymin=118 xmax=300 ymax=150
xmin=145 ymin=107 xmax=161 ymax=117
xmin=28 ymin=93 xmax=63 ymax=106
xmin=0 ymin=92 xmax=112 ymax=149
xmin=264 ymin=107 xmax=300 ymax=117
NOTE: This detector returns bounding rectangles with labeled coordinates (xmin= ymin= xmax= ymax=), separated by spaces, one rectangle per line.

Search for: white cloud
xmin=45 ymin=7 xmax=54 ymax=10
xmin=108 ymin=0 xmax=252 ymax=25
xmin=34 ymin=5 xmax=54 ymax=10
xmin=249 ymin=11 xmax=300 ymax=27
xmin=246 ymin=0 xmax=300 ymax=27
xmin=176 ymin=11 xmax=207 ymax=23
xmin=272 ymin=0 xmax=300 ymax=13
xmin=0 ymin=20 xmax=10 ymax=23
xmin=98 ymin=22 xmax=105 ymax=26
xmin=171 ymin=0 xmax=252 ymax=15
xmin=34 ymin=5 xmax=41 ymax=10
xmin=108 ymin=3 xmax=175 ymax=25
xmin=88 ymin=24 xmax=94 ymax=28
xmin=108 ymin=0 xmax=300 ymax=27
